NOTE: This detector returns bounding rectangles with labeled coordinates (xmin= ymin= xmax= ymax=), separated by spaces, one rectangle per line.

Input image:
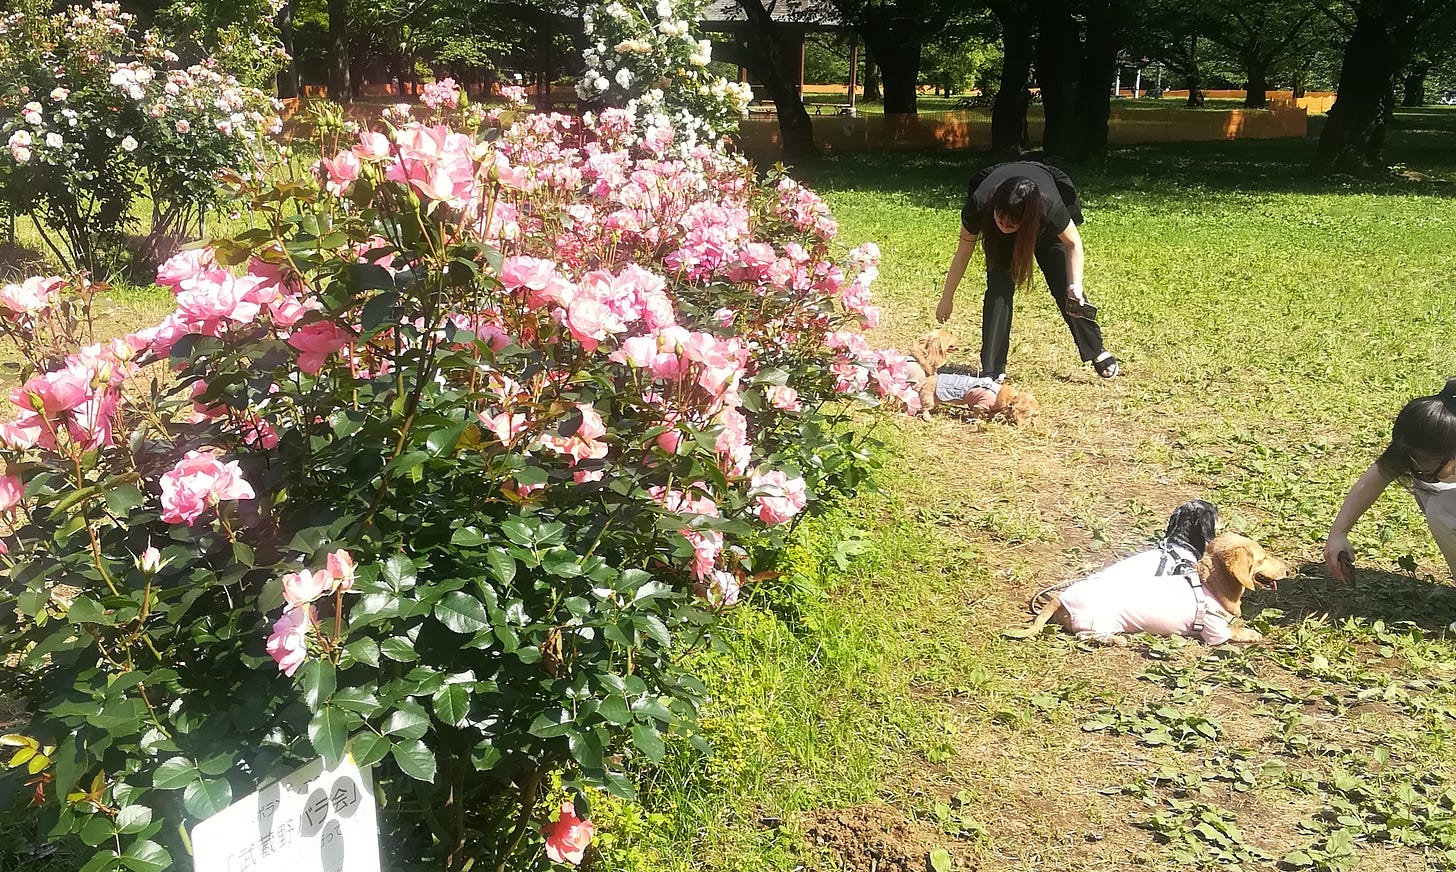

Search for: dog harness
xmin=1051 ymin=539 xmax=1236 ymax=645
xmin=934 ymin=371 xmax=1000 ymax=405
xmin=1156 ymin=540 xmax=1209 ymax=635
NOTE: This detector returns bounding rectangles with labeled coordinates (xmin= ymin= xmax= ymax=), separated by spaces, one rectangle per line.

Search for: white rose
xmin=615 ymin=68 xmax=633 ymax=89
xmin=121 ymin=135 xmax=138 ymax=152
xmin=593 ymin=75 xmax=610 ymax=94
xmin=45 ymin=132 xmax=63 ymax=148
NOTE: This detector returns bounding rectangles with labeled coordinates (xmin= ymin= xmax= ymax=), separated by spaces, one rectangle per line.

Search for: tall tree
xmin=1036 ymin=0 xmax=1129 ymax=162
xmin=1201 ymin=0 xmax=1319 ymax=108
xmin=989 ymin=0 xmax=1035 ymax=155
xmin=327 ymin=0 xmax=352 ymax=102
xmin=277 ymin=0 xmax=300 ymax=98
xmin=832 ymin=0 xmax=968 ymax=113
xmin=734 ymin=0 xmax=820 ymax=160
xmin=1126 ymin=0 xmax=1212 ymax=106
xmin=1310 ymin=0 xmax=1456 ymax=174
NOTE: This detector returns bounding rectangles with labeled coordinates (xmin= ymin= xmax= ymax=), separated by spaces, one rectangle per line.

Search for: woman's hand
xmin=936 ymin=295 xmax=954 ymax=323
xmin=1324 ymin=535 xmax=1355 ymax=582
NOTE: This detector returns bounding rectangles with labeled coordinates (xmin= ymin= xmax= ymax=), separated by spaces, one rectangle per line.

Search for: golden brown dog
xmin=905 ymin=329 xmax=1038 ymax=424
xmin=1024 ymin=533 xmax=1291 ymax=645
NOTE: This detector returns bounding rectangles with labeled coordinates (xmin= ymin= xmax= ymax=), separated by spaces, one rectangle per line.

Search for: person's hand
xmin=1324 ymin=535 xmax=1355 ymax=581
xmin=1067 ymin=282 xmax=1087 ymax=306
xmin=935 ymin=297 xmax=953 ymax=323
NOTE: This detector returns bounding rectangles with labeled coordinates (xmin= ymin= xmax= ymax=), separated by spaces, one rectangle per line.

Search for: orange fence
xmin=1159 ymin=90 xmax=1337 ymax=114
xmin=735 ymin=105 xmax=1310 ymax=154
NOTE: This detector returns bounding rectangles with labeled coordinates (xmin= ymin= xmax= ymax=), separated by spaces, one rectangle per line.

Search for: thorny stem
xmin=493 ymin=769 xmax=544 ymax=872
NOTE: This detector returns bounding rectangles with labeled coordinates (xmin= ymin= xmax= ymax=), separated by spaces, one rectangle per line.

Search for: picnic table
xmin=807 ymin=103 xmax=856 ymax=116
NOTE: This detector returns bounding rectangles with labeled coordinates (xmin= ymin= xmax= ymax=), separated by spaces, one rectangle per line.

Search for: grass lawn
xmin=5 ymin=111 xmax=1456 ymax=871
xmin=592 ymin=110 xmax=1456 ymax=871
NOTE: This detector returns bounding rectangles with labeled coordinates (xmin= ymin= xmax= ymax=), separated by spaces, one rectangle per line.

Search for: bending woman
xmin=1326 ymin=379 xmax=1456 ymax=582
xmin=936 ymin=161 xmax=1119 ymax=381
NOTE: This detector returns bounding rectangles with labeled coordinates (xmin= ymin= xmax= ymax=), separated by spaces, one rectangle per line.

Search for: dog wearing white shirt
xmin=1022 ymin=500 xmax=1289 ymax=645
xmin=1026 ymin=532 xmax=1290 ymax=645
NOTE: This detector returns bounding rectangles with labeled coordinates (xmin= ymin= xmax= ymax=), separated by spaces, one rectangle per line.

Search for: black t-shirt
xmin=960 ymin=161 xmax=1082 ymax=245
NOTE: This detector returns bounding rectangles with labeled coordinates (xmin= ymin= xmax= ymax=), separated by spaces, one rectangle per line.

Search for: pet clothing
xmin=933 ymin=371 xmax=1000 ymax=407
xmin=1055 ymin=541 xmax=1234 ymax=645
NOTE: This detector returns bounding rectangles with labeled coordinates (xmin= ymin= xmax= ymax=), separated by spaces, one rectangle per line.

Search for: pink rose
xmin=542 ymin=801 xmax=595 ymax=865
xmin=326 ymin=549 xmax=357 ymax=593
xmin=321 ymin=149 xmax=361 ymax=195
xmin=156 ymin=248 xmax=217 ymax=290
xmin=287 ymin=321 xmax=352 ymax=374
xmin=765 ymin=385 xmax=801 ymax=412
xmin=353 ymin=131 xmax=391 ymax=160
xmin=0 ymin=474 xmax=21 ymax=514
xmin=750 ymin=469 xmax=807 ymax=525
xmin=542 ymin=403 xmax=608 ymax=465
xmin=158 ymin=451 xmax=257 ymax=525
xmin=138 ymin=547 xmax=164 ymax=574
xmin=480 ymin=409 xmax=528 ymax=447
xmin=282 ymin=568 xmax=333 ymax=608
xmin=266 ymin=605 xmax=315 ymax=677
xmin=0 ymin=276 xmax=61 ymax=315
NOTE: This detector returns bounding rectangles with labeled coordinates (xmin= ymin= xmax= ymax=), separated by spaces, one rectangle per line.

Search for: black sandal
xmin=1093 ymin=354 xmax=1120 ymax=379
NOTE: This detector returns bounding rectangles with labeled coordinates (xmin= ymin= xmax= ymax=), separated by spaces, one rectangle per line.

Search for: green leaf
xmin=630 ymin=724 xmax=666 ymax=762
xmin=347 ymin=263 xmax=395 ymax=292
xmin=432 ymin=684 xmax=471 ymax=727
xmin=485 ymin=548 xmax=516 ymax=585
xmin=384 ymin=702 xmax=430 ymax=740
xmin=360 ymin=291 xmax=401 ymax=332
xmin=309 ymin=707 xmax=348 ymax=765
xmin=104 ymin=484 xmax=145 ymax=515
xmin=332 ymin=688 xmax=381 ymax=715
xmin=152 ymin=757 xmax=198 ymax=790
xmin=379 ymin=637 xmax=419 ymax=662
xmin=434 ymin=592 xmax=489 ymax=634
xmin=929 ymin=847 xmax=953 ymax=872
xmin=635 ymin=614 xmax=672 ymax=648
xmin=300 ymin=660 xmax=337 ymax=709
xmin=528 ymin=708 xmax=575 ymax=739
xmin=391 ymin=739 xmax=436 ymax=783
xmin=598 ymin=695 xmax=632 ymax=726
xmin=345 ymin=638 xmax=380 ymax=668
xmin=116 ymin=805 xmax=153 ymax=835
xmin=79 ymin=814 xmax=115 ymax=846
xmin=119 ymin=840 xmax=171 ymax=872
xmin=67 ymin=596 xmax=110 ymax=625
xmin=450 ymin=526 xmax=487 ymax=547
xmin=183 ymin=778 xmax=233 ymax=819
xmin=348 ymin=733 xmax=391 ymax=769
xmin=426 ymin=421 xmax=470 ymax=456
xmin=79 ymin=850 xmax=119 ymax=872
xmin=383 ymin=555 xmax=417 ymax=591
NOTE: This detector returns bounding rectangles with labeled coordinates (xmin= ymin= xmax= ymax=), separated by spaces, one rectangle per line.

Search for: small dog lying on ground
xmin=1021 ymin=501 xmax=1290 ymax=645
xmin=905 ymin=330 xmax=1039 ymax=424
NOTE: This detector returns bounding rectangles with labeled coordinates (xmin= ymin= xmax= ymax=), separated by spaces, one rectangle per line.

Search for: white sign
xmin=192 ymin=755 xmax=381 ymax=872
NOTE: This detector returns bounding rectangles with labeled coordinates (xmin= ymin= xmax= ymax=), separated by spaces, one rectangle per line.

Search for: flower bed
xmin=0 ymin=98 xmax=913 ymax=870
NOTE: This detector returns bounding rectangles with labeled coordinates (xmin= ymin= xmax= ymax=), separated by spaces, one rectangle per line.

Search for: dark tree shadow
xmin=1245 ymin=560 xmax=1456 ymax=634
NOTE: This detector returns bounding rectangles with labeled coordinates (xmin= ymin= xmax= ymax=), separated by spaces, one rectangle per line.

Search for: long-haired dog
xmin=905 ymin=329 xmax=1039 ymax=424
xmin=1020 ymin=500 xmax=1290 ymax=645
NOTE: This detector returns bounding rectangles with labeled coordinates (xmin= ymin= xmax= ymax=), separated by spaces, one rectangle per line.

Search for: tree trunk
xmin=1402 ymin=63 xmax=1429 ymax=106
xmin=1311 ymin=9 xmax=1397 ymax=174
xmin=736 ymin=0 xmax=818 ymax=161
xmin=276 ymin=0 xmax=299 ymax=99
xmin=991 ymin=2 xmax=1034 ymax=156
xmin=1244 ymin=59 xmax=1270 ymax=108
xmin=863 ymin=59 xmax=881 ymax=102
xmin=1184 ymin=34 xmax=1204 ymax=107
xmin=327 ymin=0 xmax=352 ymax=103
xmin=1073 ymin=0 xmax=1120 ymax=163
xmin=863 ymin=29 xmax=923 ymax=114
xmin=1036 ymin=0 xmax=1080 ymax=160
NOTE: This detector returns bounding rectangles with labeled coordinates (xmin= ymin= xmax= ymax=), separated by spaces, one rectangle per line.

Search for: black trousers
xmin=980 ymin=237 xmax=1106 ymax=377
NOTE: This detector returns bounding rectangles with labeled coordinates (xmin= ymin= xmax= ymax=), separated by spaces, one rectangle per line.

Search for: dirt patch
xmin=802 ymin=804 xmax=960 ymax=872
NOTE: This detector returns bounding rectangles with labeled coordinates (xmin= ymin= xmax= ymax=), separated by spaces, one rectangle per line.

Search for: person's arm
xmin=1324 ymin=461 xmax=1395 ymax=581
xmin=1058 ymin=221 xmax=1086 ymax=304
xmin=937 ymin=226 xmax=978 ymax=323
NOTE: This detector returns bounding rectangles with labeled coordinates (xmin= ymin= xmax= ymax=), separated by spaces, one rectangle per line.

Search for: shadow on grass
xmin=1247 ymin=560 xmax=1456 ymax=633
xmin=781 ymin=114 xmax=1456 ymax=212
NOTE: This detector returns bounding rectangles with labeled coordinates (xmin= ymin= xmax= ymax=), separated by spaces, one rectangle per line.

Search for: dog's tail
xmin=1027 ymin=578 xmax=1079 ymax=615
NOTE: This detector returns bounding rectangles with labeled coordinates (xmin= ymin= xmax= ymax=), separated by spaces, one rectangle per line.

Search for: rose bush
xmin=0 ymin=1 xmax=277 ymax=276
xmin=0 ymin=103 xmax=913 ymax=871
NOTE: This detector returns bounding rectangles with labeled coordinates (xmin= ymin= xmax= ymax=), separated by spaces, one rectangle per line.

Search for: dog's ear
xmin=915 ymin=330 xmax=954 ymax=372
xmin=1210 ymin=537 xmax=1259 ymax=591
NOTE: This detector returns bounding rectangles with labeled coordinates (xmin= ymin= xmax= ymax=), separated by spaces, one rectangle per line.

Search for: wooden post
xmin=1133 ymin=67 xmax=1141 ymax=98
xmin=797 ymin=33 xmax=806 ymax=99
xmin=1112 ymin=67 xmax=1120 ymax=97
xmin=848 ymin=41 xmax=859 ymax=114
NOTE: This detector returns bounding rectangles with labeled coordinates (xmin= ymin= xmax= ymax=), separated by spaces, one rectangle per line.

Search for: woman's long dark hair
xmin=979 ymin=177 xmax=1044 ymax=287
xmin=1377 ymin=377 xmax=1456 ymax=480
